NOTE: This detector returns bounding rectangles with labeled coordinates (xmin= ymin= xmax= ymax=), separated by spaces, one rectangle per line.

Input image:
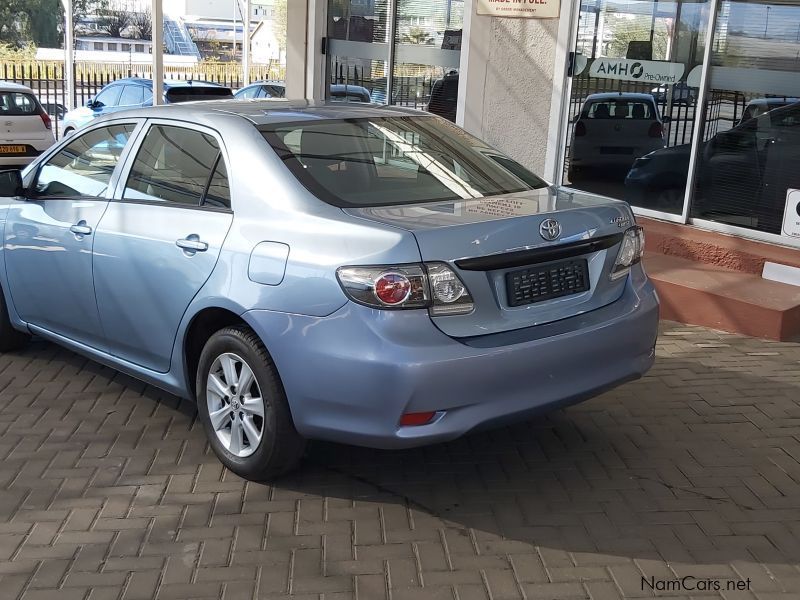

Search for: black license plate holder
xmin=506 ymin=258 xmax=590 ymax=307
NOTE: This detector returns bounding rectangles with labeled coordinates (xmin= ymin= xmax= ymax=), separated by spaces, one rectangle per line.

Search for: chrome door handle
xmin=176 ymin=237 xmax=209 ymax=252
xmin=69 ymin=222 xmax=92 ymax=236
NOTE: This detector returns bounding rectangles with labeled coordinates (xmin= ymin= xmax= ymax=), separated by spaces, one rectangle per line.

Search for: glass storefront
xmin=560 ymin=0 xmax=800 ymax=246
xmin=327 ymin=0 xmax=463 ymax=118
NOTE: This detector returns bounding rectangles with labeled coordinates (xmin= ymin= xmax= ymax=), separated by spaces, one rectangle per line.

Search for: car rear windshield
xmin=584 ymin=100 xmax=654 ymax=119
xmin=166 ymin=87 xmax=233 ymax=103
xmin=260 ymin=116 xmax=548 ymax=208
xmin=0 ymin=92 xmax=39 ymax=115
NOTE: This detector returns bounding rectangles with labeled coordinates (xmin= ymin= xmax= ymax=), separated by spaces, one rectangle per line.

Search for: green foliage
xmin=273 ymin=0 xmax=287 ymax=52
xmin=0 ymin=42 xmax=37 ymax=60
xmin=402 ymin=27 xmax=435 ymax=45
xmin=605 ymin=15 xmax=671 ymax=61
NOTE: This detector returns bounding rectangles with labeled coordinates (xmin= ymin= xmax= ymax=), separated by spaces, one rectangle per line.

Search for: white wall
xmin=458 ymin=0 xmax=568 ymax=178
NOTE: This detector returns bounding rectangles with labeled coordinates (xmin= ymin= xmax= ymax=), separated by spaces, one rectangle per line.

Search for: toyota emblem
xmin=539 ymin=218 xmax=562 ymax=241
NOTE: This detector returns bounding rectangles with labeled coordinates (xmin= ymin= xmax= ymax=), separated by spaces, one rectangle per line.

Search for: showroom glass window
xmin=690 ymin=0 xmax=800 ymax=238
xmin=326 ymin=0 xmax=463 ymax=119
xmin=563 ymin=0 xmax=712 ymax=215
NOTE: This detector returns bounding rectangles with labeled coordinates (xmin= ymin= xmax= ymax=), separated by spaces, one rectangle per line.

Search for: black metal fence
xmin=1 ymin=60 xmax=284 ymax=138
xmin=330 ymin=59 xmax=439 ymax=110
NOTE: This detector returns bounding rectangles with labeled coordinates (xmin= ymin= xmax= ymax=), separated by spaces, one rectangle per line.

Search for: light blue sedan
xmin=0 ymin=101 xmax=659 ymax=480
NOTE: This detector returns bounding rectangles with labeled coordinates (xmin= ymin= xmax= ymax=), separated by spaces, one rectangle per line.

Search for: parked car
xmin=428 ymin=70 xmax=459 ymax=122
xmin=739 ymin=97 xmax=800 ymax=125
xmin=0 ymin=82 xmax=56 ymax=167
xmin=0 ymin=102 xmax=659 ymax=480
xmin=569 ymin=92 xmax=669 ymax=180
xmin=624 ymin=143 xmax=691 ymax=212
xmin=62 ymin=78 xmax=233 ymax=135
xmin=235 ymin=81 xmax=372 ymax=103
xmin=650 ymin=81 xmax=696 ymax=106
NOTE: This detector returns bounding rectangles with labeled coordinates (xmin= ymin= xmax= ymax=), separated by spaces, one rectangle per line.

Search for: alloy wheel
xmin=206 ymin=352 xmax=265 ymax=458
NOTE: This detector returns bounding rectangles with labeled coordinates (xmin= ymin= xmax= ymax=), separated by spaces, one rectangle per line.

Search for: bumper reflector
xmin=399 ymin=411 xmax=436 ymax=427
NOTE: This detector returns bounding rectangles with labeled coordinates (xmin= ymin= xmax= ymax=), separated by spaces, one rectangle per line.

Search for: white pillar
xmin=61 ymin=0 xmax=75 ymax=111
xmin=243 ymin=0 xmax=251 ymax=85
xmin=286 ymin=0 xmax=326 ymax=101
xmin=285 ymin=0 xmax=308 ymax=98
xmin=152 ymin=0 xmax=163 ymax=105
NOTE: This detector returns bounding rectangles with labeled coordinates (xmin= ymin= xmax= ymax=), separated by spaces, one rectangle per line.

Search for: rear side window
xmin=34 ymin=124 xmax=135 ymax=198
xmin=123 ymin=125 xmax=228 ymax=207
xmin=118 ymin=85 xmax=144 ymax=106
xmin=0 ymin=92 xmax=38 ymax=115
xmin=585 ymin=100 xmax=654 ymax=119
xmin=261 ymin=116 xmax=547 ymax=208
xmin=165 ymin=87 xmax=233 ymax=103
xmin=94 ymin=86 xmax=122 ymax=107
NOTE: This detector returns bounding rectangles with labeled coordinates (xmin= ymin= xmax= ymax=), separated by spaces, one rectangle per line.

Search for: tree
xmin=402 ymin=27 xmax=435 ymax=45
xmin=272 ymin=0 xmax=287 ymax=53
xmin=605 ymin=15 xmax=672 ymax=61
xmin=129 ymin=8 xmax=152 ymax=41
xmin=97 ymin=7 xmax=131 ymax=38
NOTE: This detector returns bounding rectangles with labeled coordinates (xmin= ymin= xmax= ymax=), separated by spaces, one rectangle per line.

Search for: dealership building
xmin=279 ymin=0 xmax=800 ymax=339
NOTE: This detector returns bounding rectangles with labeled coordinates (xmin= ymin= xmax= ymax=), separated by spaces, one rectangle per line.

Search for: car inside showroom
xmin=0 ymin=0 xmax=800 ymax=598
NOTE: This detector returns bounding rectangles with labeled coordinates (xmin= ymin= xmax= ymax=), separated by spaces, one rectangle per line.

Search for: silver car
xmin=0 ymin=101 xmax=659 ymax=480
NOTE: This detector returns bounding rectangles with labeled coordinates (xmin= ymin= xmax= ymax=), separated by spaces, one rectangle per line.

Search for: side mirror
xmin=85 ymin=97 xmax=95 ymax=108
xmin=662 ymin=115 xmax=672 ymax=124
xmin=0 ymin=169 xmax=23 ymax=197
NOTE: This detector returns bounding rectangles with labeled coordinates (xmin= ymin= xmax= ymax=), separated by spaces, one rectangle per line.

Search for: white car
xmin=0 ymin=82 xmax=56 ymax=167
xmin=569 ymin=92 xmax=668 ymax=180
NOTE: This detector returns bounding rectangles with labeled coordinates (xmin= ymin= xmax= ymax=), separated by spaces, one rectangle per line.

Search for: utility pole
xmin=61 ymin=0 xmax=75 ymax=111
xmin=152 ymin=0 xmax=163 ymax=104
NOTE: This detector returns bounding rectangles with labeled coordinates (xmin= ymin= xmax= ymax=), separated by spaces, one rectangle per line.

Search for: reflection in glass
xmin=691 ymin=0 xmax=800 ymax=237
xmin=563 ymin=0 xmax=711 ymax=215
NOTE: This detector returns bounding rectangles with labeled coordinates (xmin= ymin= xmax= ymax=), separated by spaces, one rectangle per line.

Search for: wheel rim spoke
xmin=220 ymin=354 xmax=238 ymax=387
xmin=237 ymin=363 xmax=255 ymax=395
xmin=207 ymin=374 xmax=229 ymax=399
xmin=241 ymin=396 xmax=264 ymax=417
xmin=241 ymin=414 xmax=261 ymax=446
xmin=208 ymin=406 xmax=230 ymax=431
xmin=229 ymin=414 xmax=243 ymax=454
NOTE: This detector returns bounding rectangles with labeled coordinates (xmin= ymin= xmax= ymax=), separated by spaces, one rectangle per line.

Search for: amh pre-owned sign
xmin=477 ymin=0 xmax=560 ymax=19
xmin=589 ymin=58 xmax=685 ymax=84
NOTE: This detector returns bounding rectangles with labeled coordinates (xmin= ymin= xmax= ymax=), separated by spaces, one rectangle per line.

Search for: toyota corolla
xmin=0 ymin=101 xmax=659 ymax=480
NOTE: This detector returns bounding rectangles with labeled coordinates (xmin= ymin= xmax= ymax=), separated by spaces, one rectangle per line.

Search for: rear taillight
xmin=648 ymin=122 xmax=663 ymax=138
xmin=39 ymin=109 xmax=52 ymax=130
xmin=610 ymin=226 xmax=645 ymax=280
xmin=574 ymin=121 xmax=587 ymax=137
xmin=336 ymin=262 xmax=474 ymax=315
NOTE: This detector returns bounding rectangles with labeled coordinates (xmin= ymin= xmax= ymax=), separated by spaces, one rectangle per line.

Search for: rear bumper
xmin=243 ymin=265 xmax=659 ymax=449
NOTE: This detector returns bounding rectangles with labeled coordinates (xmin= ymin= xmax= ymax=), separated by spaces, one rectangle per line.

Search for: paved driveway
xmin=1 ymin=322 xmax=799 ymax=600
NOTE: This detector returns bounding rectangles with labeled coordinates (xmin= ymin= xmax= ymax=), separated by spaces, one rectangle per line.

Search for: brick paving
xmin=1 ymin=321 xmax=800 ymax=599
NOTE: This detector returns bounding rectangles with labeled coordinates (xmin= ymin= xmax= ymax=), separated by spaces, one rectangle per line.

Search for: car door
xmin=93 ymin=122 xmax=234 ymax=372
xmin=3 ymin=121 xmax=140 ymax=348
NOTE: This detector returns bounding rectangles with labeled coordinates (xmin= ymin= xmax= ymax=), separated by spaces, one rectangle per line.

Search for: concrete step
xmin=644 ymin=252 xmax=800 ymax=341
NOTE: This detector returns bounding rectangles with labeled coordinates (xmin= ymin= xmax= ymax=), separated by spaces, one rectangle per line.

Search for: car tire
xmin=0 ymin=288 xmax=30 ymax=353
xmin=196 ymin=324 xmax=306 ymax=480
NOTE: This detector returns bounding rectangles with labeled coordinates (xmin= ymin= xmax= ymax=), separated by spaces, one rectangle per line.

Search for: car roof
xmin=0 ymin=81 xmax=34 ymax=94
xmin=105 ymin=77 xmax=228 ymax=90
xmin=585 ymin=92 xmax=656 ymax=102
xmin=746 ymin=97 xmax=800 ymax=106
xmin=104 ymin=99 xmax=427 ymax=127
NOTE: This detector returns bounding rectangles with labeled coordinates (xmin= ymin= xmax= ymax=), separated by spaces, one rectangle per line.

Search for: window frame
xmin=27 ymin=119 xmax=145 ymax=201
xmin=111 ymin=118 xmax=233 ymax=213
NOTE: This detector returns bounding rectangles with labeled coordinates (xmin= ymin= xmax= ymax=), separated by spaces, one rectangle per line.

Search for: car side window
xmin=256 ymin=86 xmax=273 ymax=98
xmin=203 ymin=157 xmax=231 ymax=209
xmin=118 ymin=85 xmax=144 ymax=106
xmin=123 ymin=125 xmax=225 ymax=207
xmin=238 ymin=86 xmax=258 ymax=99
xmin=94 ymin=86 xmax=122 ymax=108
xmin=33 ymin=124 xmax=136 ymax=198
xmin=143 ymin=88 xmax=153 ymax=104
xmin=267 ymin=86 xmax=285 ymax=98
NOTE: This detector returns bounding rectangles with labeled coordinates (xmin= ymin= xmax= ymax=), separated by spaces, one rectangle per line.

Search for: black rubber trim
xmin=454 ymin=232 xmax=624 ymax=271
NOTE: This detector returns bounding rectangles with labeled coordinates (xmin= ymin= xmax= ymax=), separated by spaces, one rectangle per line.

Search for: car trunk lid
xmin=343 ymin=186 xmax=635 ymax=338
